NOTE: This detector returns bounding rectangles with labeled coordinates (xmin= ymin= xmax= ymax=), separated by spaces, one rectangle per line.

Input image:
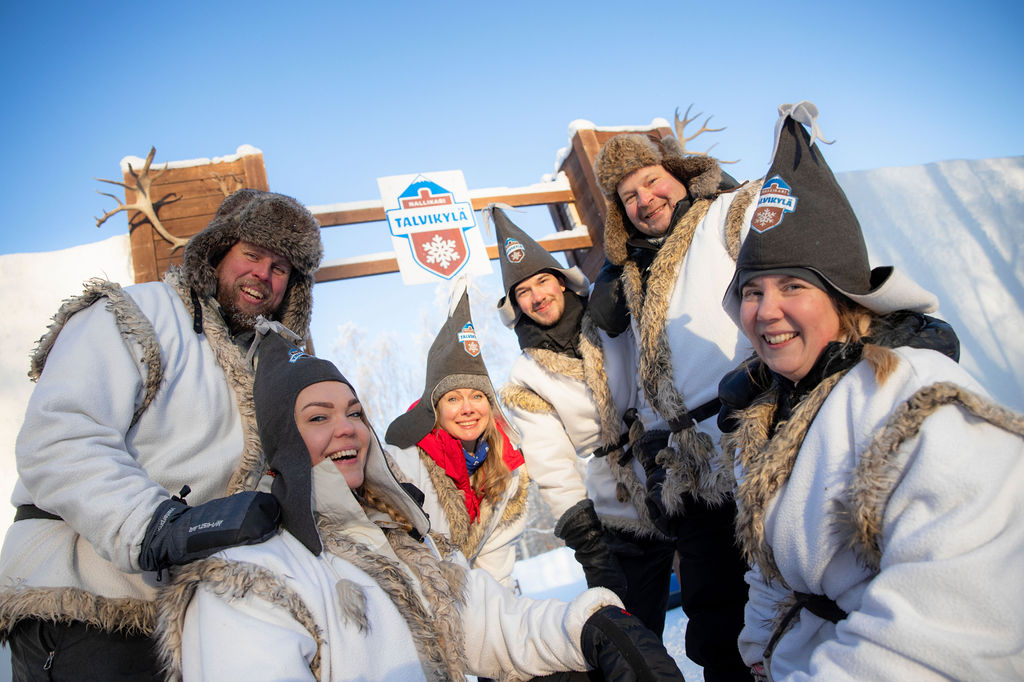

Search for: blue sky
xmin=2 ymin=0 xmax=1022 ymax=351
xmin=2 ymin=0 xmax=1021 ymax=256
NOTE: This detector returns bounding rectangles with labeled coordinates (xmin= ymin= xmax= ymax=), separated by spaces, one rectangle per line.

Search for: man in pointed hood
xmin=488 ymin=205 xmax=678 ymax=635
xmin=0 ymin=188 xmax=323 ymax=679
xmin=589 ymin=129 xmax=759 ymax=680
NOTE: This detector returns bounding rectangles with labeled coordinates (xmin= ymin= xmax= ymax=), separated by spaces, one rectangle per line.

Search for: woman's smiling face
xmin=294 ymin=381 xmax=370 ymax=489
xmin=740 ymin=274 xmax=841 ymax=383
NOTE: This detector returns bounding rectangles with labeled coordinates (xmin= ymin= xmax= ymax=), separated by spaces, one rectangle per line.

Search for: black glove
xmin=632 ymin=433 xmax=676 ymax=538
xmin=139 ymin=490 xmax=281 ymax=573
xmin=581 ymin=605 xmax=684 ymax=681
xmin=588 ymin=260 xmax=630 ymax=337
xmin=554 ymin=500 xmax=628 ymax=600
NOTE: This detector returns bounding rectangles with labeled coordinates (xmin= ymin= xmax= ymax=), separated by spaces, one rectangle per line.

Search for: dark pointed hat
xmin=385 ymin=283 xmax=514 ymax=448
xmin=485 ymin=204 xmax=589 ymax=327
xmin=252 ymin=321 xmax=429 ymax=554
xmin=722 ymin=101 xmax=936 ymax=325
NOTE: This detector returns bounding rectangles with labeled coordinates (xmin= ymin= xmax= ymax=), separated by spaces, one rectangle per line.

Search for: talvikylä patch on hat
xmin=458 ymin=321 xmax=481 ymax=357
xmin=750 ymin=174 xmax=798 ymax=233
xmin=503 ymin=237 xmax=526 ymax=264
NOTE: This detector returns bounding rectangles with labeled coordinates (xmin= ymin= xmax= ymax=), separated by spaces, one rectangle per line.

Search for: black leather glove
xmin=554 ymin=500 xmax=628 ymax=600
xmin=581 ymin=605 xmax=685 ymax=681
xmin=138 ymin=490 xmax=281 ymax=573
xmin=588 ymin=260 xmax=630 ymax=337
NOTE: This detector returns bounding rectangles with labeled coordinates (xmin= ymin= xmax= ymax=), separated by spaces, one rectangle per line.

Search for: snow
xmin=119 ymin=144 xmax=263 ymax=174
xmin=1 ymin=156 xmax=1022 ymax=680
xmin=513 ymin=547 xmax=702 ymax=680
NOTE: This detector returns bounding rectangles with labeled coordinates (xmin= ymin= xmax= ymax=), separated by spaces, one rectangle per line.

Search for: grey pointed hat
xmin=722 ymin=102 xmax=937 ymax=325
xmin=385 ymin=284 xmax=514 ymax=448
xmin=485 ymin=204 xmax=589 ymax=328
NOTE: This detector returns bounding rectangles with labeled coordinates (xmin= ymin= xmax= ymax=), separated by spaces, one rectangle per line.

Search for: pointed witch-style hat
xmin=384 ymin=279 xmax=517 ymax=448
xmin=251 ymin=320 xmax=429 ymax=554
xmin=722 ymin=101 xmax=937 ymax=325
xmin=483 ymin=204 xmax=590 ymax=328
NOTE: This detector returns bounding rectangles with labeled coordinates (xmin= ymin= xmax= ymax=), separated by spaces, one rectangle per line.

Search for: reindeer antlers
xmin=673 ymin=104 xmax=738 ymax=164
xmin=95 ymin=147 xmax=187 ymax=251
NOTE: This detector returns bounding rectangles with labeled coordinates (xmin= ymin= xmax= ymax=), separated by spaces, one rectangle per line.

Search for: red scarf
xmin=417 ymin=419 xmax=524 ymax=522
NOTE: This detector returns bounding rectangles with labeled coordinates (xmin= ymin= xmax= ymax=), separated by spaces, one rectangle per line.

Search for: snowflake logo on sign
xmin=385 ymin=179 xmax=475 ymax=279
xmin=750 ymin=175 xmax=798 ymax=234
xmin=422 ymin=234 xmax=460 ymax=270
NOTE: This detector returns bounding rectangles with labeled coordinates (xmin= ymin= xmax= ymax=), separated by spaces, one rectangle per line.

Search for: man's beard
xmin=217 ymin=284 xmax=278 ymax=334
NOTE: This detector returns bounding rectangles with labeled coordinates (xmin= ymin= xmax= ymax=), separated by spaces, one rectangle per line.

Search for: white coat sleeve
xmin=505 ymin=401 xmax=588 ymax=521
xmin=739 ymin=563 xmax=781 ymax=666
xmin=787 ymin=405 xmax=1024 ymax=681
xmin=15 ymin=300 xmax=169 ymax=572
xmin=460 ymin=566 xmax=623 ymax=678
xmin=180 ymin=583 xmax=317 ymax=681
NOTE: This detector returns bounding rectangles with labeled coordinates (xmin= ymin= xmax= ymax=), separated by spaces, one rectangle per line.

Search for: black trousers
xmin=8 ymin=618 xmax=163 ymax=682
xmin=604 ymin=528 xmax=676 ymax=637
xmin=672 ymin=495 xmax=751 ymax=682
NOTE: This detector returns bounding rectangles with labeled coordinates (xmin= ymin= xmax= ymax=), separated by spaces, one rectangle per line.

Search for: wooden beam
xmin=315 ymin=230 xmax=593 ymax=283
xmin=311 ymin=185 xmax=574 ymax=228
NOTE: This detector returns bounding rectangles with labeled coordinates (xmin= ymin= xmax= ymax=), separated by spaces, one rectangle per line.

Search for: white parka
xmin=732 ymin=348 xmax=1024 ymax=680
xmin=0 ymin=276 xmax=261 ymax=633
xmin=160 ymin=459 xmax=620 ymax=681
xmin=386 ymin=444 xmax=528 ymax=588
xmin=500 ymin=318 xmax=662 ymax=537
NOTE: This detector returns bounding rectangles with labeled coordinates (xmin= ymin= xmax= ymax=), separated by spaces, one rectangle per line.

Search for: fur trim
xmin=0 ymin=587 xmax=155 ymax=642
xmin=725 ymin=371 xmax=847 ymax=586
xmin=594 ymin=131 xmax=723 ymax=266
xmin=181 ymin=189 xmax=322 ymax=338
xmin=498 ymin=382 xmax=556 ymax=415
xmin=318 ymin=518 xmax=467 ymax=680
xmin=844 ymin=381 xmax=1024 ymax=573
xmin=29 ymin=279 xmax=162 ymax=427
xmin=618 ymin=198 xmax=725 ymax=505
xmin=157 ymin=557 xmax=325 ymax=682
xmin=416 ymin=450 xmax=530 ymax=565
xmin=165 ymin=269 xmax=267 ymax=494
xmin=724 ymin=180 xmax=762 ymax=260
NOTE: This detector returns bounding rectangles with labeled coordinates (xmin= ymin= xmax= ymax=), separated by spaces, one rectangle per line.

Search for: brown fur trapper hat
xmin=593 ymin=133 xmax=722 ymax=265
xmin=182 ymin=188 xmax=323 ymax=336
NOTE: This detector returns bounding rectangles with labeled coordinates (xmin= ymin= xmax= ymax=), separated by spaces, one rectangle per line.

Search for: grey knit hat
xmin=485 ymin=204 xmax=589 ymax=327
xmin=182 ymin=188 xmax=323 ymax=337
xmin=385 ymin=286 xmax=514 ymax=448
xmin=722 ymin=102 xmax=937 ymax=325
xmin=593 ymin=133 xmax=723 ymax=265
xmin=253 ymin=327 xmax=429 ymax=554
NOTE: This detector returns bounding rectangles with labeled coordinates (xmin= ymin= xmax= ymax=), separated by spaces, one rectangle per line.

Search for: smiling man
xmin=488 ymin=205 xmax=679 ymax=636
xmin=0 ymin=189 xmax=322 ymax=680
xmin=589 ymin=131 xmax=761 ymax=681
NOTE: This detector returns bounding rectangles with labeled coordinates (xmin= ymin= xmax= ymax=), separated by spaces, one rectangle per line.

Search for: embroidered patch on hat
xmin=457 ymin=322 xmax=481 ymax=357
xmin=503 ymin=237 xmax=526 ymax=264
xmin=288 ymin=348 xmax=313 ymax=363
xmin=751 ymin=175 xmax=798 ymax=233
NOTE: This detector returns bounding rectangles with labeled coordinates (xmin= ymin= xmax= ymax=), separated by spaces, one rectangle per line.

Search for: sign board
xmin=378 ymin=170 xmax=492 ymax=285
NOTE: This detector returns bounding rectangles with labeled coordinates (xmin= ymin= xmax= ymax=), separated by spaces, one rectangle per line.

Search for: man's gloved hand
xmin=581 ymin=605 xmax=685 ymax=681
xmin=138 ymin=490 xmax=281 ymax=573
xmin=633 ymin=437 xmax=676 ymax=538
xmin=554 ymin=500 xmax=628 ymax=600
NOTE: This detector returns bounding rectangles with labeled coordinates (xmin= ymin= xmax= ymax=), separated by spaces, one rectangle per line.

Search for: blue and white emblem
xmin=751 ymin=175 xmax=798 ymax=233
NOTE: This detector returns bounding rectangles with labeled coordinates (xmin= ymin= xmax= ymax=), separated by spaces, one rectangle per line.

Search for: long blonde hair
xmin=434 ymin=401 xmax=512 ymax=504
xmin=833 ymin=294 xmax=899 ymax=383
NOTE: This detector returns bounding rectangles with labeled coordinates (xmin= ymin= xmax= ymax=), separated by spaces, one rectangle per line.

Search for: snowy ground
xmin=514 ymin=546 xmax=703 ymax=681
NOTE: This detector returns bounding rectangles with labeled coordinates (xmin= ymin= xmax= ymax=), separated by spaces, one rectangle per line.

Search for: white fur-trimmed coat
xmin=159 ymin=461 xmax=619 ymax=681
xmin=0 ymin=276 xmax=263 ymax=637
xmin=500 ymin=316 xmax=663 ymax=538
xmin=730 ymin=348 xmax=1024 ymax=680
xmin=386 ymin=444 xmax=529 ymax=588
